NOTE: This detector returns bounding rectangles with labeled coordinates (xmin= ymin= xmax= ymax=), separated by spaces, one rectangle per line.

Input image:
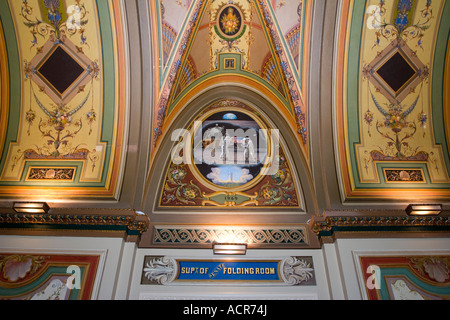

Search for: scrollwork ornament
xmin=281 ymin=257 xmax=314 ymax=285
xmin=143 ymin=257 xmax=176 ymax=285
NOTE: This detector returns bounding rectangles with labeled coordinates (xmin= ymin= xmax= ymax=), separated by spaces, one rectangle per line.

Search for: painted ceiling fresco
xmin=0 ymin=252 xmax=101 ymax=299
xmin=0 ymin=0 xmax=448 ymax=211
xmin=359 ymin=255 xmax=450 ymax=300
xmin=0 ymin=0 xmax=127 ymax=200
xmin=158 ymin=99 xmax=304 ymax=209
xmin=150 ymin=0 xmax=311 ymax=163
xmin=335 ymin=0 xmax=450 ymax=201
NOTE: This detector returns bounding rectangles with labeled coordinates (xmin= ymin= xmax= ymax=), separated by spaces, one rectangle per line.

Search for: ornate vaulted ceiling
xmin=335 ymin=0 xmax=450 ymax=201
xmin=0 ymin=0 xmax=448 ymax=248
xmin=0 ymin=0 xmax=127 ymax=200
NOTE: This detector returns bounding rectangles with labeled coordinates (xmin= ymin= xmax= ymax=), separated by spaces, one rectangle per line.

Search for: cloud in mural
xmin=206 ymin=166 xmax=253 ymax=185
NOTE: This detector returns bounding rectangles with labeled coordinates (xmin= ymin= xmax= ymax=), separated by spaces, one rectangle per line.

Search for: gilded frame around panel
xmin=187 ymin=105 xmax=273 ymax=193
xmin=335 ymin=0 xmax=450 ymax=200
xmin=0 ymin=0 xmax=128 ymax=200
xmin=0 ymin=20 xmax=9 ymax=158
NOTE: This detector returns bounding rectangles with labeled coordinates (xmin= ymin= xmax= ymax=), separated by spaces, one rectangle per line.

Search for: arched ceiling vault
xmin=142 ymin=84 xmax=318 ymax=218
xmin=148 ymin=0 xmax=310 ymax=161
xmin=0 ymin=0 xmax=448 ymax=248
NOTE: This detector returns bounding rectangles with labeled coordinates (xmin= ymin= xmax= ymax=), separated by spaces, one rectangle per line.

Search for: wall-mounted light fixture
xmin=13 ymin=202 xmax=50 ymax=214
xmin=405 ymin=204 xmax=442 ymax=216
xmin=212 ymin=243 xmax=247 ymax=255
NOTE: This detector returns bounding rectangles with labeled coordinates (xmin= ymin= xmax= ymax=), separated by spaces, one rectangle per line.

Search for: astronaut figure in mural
xmin=220 ymin=132 xmax=233 ymax=162
xmin=242 ymin=137 xmax=256 ymax=164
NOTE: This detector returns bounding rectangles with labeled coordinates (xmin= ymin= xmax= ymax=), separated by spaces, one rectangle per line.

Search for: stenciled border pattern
xmin=153 ymin=225 xmax=308 ymax=245
xmin=0 ymin=211 xmax=149 ymax=236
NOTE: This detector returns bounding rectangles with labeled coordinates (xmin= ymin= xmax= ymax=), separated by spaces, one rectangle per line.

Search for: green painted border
xmin=168 ymin=52 xmax=290 ymax=114
xmin=0 ymin=266 xmax=83 ymax=299
xmin=376 ymin=162 xmax=430 ymax=187
xmin=157 ymin=0 xmax=198 ymax=88
xmin=346 ymin=0 xmax=365 ymax=189
xmin=252 ymin=0 xmax=291 ymax=112
xmin=0 ymin=0 xmax=21 ymax=175
xmin=0 ymin=0 xmax=117 ymax=189
xmin=346 ymin=0 xmax=450 ymax=190
xmin=20 ymin=161 xmax=83 ymax=186
xmin=431 ymin=0 xmax=450 ymax=174
xmin=266 ymin=0 xmax=307 ymax=91
xmin=166 ymin=0 xmax=210 ymax=115
xmin=95 ymin=0 xmax=115 ymax=187
xmin=167 ymin=0 xmax=294 ymax=117
xmin=214 ymin=24 xmax=247 ymax=42
xmin=379 ymin=267 xmax=450 ymax=300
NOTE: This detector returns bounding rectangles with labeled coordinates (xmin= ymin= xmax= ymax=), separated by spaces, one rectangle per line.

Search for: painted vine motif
xmin=360 ymin=255 xmax=450 ymax=300
xmin=17 ymin=0 xmax=100 ymax=169
xmin=152 ymin=0 xmax=308 ymax=151
xmin=21 ymin=0 xmax=89 ymax=48
xmin=366 ymin=0 xmax=433 ymax=49
xmin=384 ymin=169 xmax=424 ymax=182
xmin=410 ymin=256 xmax=450 ymax=283
xmin=0 ymin=255 xmax=47 ymax=283
xmin=361 ymin=0 xmax=437 ymax=172
xmin=162 ymin=164 xmax=204 ymax=205
xmin=160 ymin=152 xmax=299 ymax=207
xmin=258 ymin=154 xmax=298 ymax=206
xmin=0 ymin=253 xmax=101 ymax=300
xmin=367 ymin=88 xmax=429 ymax=161
xmin=257 ymin=0 xmax=307 ymax=145
xmin=210 ymin=1 xmax=250 ymax=70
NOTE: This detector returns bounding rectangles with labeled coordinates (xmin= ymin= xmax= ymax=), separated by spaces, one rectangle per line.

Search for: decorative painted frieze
xmin=153 ymin=225 xmax=308 ymax=245
xmin=0 ymin=211 xmax=149 ymax=237
xmin=312 ymin=215 xmax=450 ymax=241
xmin=141 ymin=256 xmax=316 ymax=286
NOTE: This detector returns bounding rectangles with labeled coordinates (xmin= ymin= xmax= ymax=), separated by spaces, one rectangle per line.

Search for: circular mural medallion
xmin=190 ymin=106 xmax=270 ymax=191
xmin=216 ymin=5 xmax=245 ymax=40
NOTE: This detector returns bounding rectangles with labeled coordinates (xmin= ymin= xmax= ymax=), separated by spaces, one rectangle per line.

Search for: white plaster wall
xmin=129 ymin=248 xmax=331 ymax=300
xmin=331 ymin=237 xmax=450 ymax=300
xmin=0 ymin=235 xmax=125 ymax=300
xmin=4 ymin=235 xmax=448 ymax=300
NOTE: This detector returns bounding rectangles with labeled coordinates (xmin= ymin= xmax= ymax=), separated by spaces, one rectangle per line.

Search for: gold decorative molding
xmin=152 ymin=224 xmax=309 ymax=247
xmin=202 ymin=191 xmax=258 ymax=207
xmin=311 ymin=214 xmax=450 ymax=243
xmin=0 ymin=209 xmax=149 ymax=239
